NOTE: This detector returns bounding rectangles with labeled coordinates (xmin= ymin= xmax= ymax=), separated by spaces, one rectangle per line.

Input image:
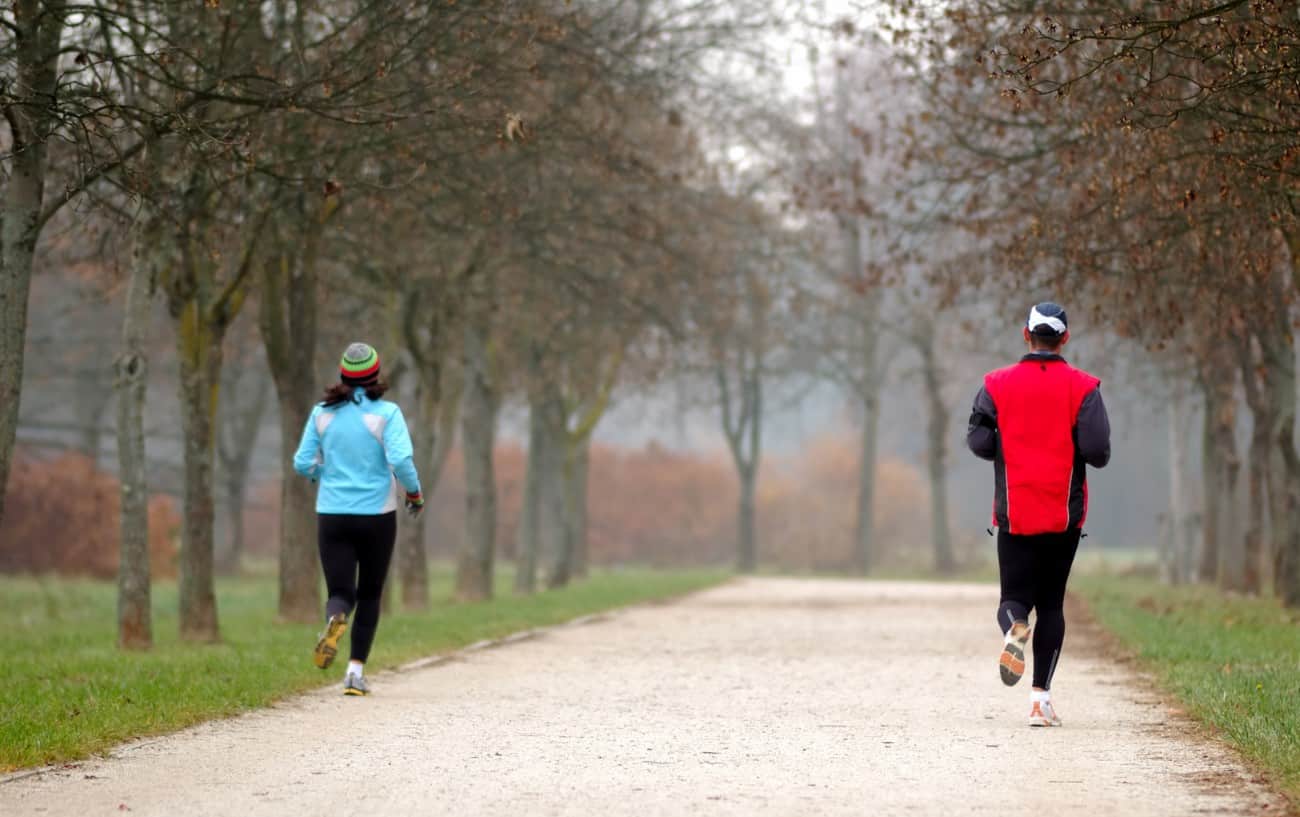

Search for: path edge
xmin=1066 ymin=590 xmax=1299 ymax=817
xmin=0 ymin=575 xmax=734 ymax=787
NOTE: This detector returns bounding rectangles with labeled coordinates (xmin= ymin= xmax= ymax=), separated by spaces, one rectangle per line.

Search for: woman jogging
xmin=293 ymin=343 xmax=424 ymax=696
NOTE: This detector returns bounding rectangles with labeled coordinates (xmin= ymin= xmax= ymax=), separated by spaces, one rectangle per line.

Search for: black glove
xmin=404 ymin=491 xmax=425 ymax=518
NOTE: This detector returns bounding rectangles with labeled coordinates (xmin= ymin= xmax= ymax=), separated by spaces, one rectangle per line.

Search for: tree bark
xmin=1212 ymin=353 xmax=1244 ymax=591
xmin=539 ymin=384 xmax=571 ymax=589
xmin=457 ymin=296 xmax=498 ymax=601
xmin=1273 ymin=234 xmax=1300 ymax=605
xmin=1237 ymin=338 xmax=1271 ymax=595
xmin=259 ymin=241 xmax=321 ymax=623
xmin=737 ymin=463 xmax=757 ymax=573
xmin=515 ymin=384 xmax=547 ymax=594
xmin=854 ymin=388 xmax=881 ymax=576
xmin=918 ymin=332 xmax=955 ymax=574
xmin=716 ymin=307 xmax=763 ymax=575
xmin=0 ymin=0 xmax=65 ymax=526
xmin=398 ymin=377 xmax=436 ymax=610
xmin=1165 ymin=382 xmax=1189 ymax=585
xmin=115 ymin=209 xmax=158 ymax=651
xmin=1197 ymin=351 xmax=1240 ymax=587
xmin=568 ymin=437 xmax=591 ymax=578
xmin=1199 ymin=376 xmax=1221 ymax=584
xmin=174 ymin=308 xmax=222 ymax=642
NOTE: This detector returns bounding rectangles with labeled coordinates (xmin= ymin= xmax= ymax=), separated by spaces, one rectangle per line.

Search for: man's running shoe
xmin=313 ymin=613 xmax=348 ymax=670
xmin=343 ymin=673 xmax=369 ymax=697
xmin=999 ymin=620 xmax=1031 ymax=686
xmin=1029 ymin=697 xmax=1063 ymax=727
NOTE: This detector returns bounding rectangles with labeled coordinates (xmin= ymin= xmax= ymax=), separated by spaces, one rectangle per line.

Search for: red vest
xmin=984 ymin=358 xmax=1101 ymax=535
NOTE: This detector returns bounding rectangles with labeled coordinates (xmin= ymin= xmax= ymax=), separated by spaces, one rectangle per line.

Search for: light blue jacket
xmin=293 ymin=389 xmax=422 ymax=515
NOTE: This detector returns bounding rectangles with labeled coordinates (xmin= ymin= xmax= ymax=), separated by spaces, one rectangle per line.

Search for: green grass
xmin=0 ymin=567 xmax=725 ymax=772
xmin=1075 ymin=576 xmax=1300 ymax=804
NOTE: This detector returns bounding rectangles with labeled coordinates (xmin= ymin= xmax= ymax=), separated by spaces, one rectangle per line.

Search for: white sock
xmin=346 ymin=661 xmax=364 ymax=678
xmin=1031 ymin=689 xmax=1051 ymax=703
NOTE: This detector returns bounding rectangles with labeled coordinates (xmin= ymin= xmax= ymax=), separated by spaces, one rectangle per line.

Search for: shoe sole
xmin=1029 ymin=720 xmax=1062 ymax=727
xmin=342 ymin=687 xmax=368 ymax=697
xmin=313 ymin=616 xmax=348 ymax=670
xmin=999 ymin=625 xmax=1031 ymax=686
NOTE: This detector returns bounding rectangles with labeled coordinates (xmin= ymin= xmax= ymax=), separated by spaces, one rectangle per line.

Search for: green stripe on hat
xmin=340 ymin=342 xmax=379 ymax=375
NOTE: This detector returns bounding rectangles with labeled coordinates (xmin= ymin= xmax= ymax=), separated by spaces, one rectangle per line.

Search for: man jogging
xmin=966 ymin=302 xmax=1110 ymax=727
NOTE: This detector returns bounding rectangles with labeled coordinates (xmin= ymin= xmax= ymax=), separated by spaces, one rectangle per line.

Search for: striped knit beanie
xmin=340 ymin=342 xmax=381 ymax=386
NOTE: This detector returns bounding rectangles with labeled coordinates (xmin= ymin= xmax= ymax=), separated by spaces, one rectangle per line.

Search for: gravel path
xmin=2 ymin=578 xmax=1288 ymax=816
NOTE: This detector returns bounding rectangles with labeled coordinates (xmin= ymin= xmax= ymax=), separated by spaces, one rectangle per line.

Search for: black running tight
xmin=318 ymin=512 xmax=397 ymax=664
xmin=996 ymin=528 xmax=1081 ymax=690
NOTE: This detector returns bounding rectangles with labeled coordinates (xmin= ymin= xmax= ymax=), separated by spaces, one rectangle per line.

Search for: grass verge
xmin=1074 ymin=576 xmax=1300 ymax=805
xmin=0 ymin=567 xmax=725 ymax=772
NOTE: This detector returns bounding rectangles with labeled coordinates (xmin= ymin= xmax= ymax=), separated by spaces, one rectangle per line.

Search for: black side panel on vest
xmin=1067 ymin=452 xmax=1087 ymax=528
xmin=993 ymin=448 xmax=1009 ymax=530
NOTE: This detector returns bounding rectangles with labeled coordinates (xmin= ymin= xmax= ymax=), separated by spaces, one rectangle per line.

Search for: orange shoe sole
xmin=313 ymin=614 xmax=348 ymax=670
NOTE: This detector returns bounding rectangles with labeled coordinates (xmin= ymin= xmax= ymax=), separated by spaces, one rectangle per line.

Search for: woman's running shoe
xmin=999 ymin=620 xmax=1032 ymax=686
xmin=313 ymin=613 xmax=348 ymax=670
xmin=343 ymin=673 xmax=369 ymax=697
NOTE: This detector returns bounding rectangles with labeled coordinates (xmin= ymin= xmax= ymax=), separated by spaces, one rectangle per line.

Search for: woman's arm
xmin=383 ymin=405 xmax=423 ymax=497
xmin=293 ymin=407 xmax=324 ymax=480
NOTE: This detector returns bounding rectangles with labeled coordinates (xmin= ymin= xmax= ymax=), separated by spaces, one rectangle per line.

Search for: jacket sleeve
xmin=384 ymin=406 xmax=423 ymax=496
xmin=1076 ymin=386 xmax=1111 ymax=468
xmin=966 ymin=385 xmax=999 ymax=462
xmin=293 ymin=407 xmax=323 ymax=481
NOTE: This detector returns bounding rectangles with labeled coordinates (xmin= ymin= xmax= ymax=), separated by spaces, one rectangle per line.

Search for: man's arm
xmin=1076 ymin=386 xmax=1111 ymax=468
xmin=967 ymin=386 xmax=998 ymax=461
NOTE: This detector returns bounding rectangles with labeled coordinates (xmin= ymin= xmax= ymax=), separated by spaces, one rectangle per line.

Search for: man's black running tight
xmin=318 ymin=512 xmax=397 ymax=664
xmin=996 ymin=528 xmax=1081 ymax=690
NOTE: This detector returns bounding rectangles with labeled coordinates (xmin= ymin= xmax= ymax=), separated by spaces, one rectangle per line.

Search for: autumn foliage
xmin=236 ymin=437 xmax=933 ymax=571
xmin=2 ymin=450 xmax=179 ymax=578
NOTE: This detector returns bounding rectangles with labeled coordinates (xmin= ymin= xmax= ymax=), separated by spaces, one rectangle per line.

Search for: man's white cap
xmin=1027 ymin=302 xmax=1068 ymax=337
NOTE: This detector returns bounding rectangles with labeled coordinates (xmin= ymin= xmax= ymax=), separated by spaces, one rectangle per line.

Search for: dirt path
xmin=2 ymin=579 xmax=1288 ymax=816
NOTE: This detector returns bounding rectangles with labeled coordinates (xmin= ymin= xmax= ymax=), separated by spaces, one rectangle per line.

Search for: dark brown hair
xmin=321 ymin=378 xmax=389 ymax=407
xmin=1029 ymin=333 xmax=1065 ymax=352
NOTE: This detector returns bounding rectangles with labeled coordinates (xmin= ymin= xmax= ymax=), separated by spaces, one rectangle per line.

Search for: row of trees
xmin=1 ymin=0 xmax=789 ymax=648
xmin=849 ymin=0 xmax=1300 ymax=605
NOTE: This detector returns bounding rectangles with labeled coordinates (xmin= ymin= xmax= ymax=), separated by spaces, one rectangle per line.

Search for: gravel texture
xmin=2 ymin=578 xmax=1287 ymax=816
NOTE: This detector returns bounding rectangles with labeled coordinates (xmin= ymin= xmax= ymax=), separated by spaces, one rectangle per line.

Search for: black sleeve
xmin=966 ymin=386 xmax=998 ymax=462
xmin=1076 ymin=386 xmax=1111 ymax=468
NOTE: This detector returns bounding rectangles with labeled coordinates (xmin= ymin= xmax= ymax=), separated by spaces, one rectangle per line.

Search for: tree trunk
xmin=1165 ymin=384 xmax=1189 ymax=585
xmin=515 ymin=390 xmax=546 ymax=594
xmin=1199 ymin=377 xmax=1221 ymax=583
xmin=540 ymin=386 xmax=571 ymax=590
xmin=398 ymin=377 xmax=436 ymax=611
xmin=457 ymin=301 xmax=498 ymax=601
xmin=844 ymin=211 xmax=885 ymax=576
xmin=0 ymin=0 xmax=64 ymax=527
xmin=115 ymin=213 xmax=157 ymax=651
xmin=568 ymin=437 xmax=591 ymax=578
xmin=1238 ymin=339 xmax=1271 ymax=595
xmin=215 ymin=370 xmax=269 ymax=576
xmin=1273 ymin=233 xmax=1300 ymax=605
xmin=1260 ymin=266 xmax=1300 ymax=606
xmin=1210 ymin=354 xmax=1244 ymax=591
xmin=175 ymin=312 xmax=222 ymax=642
xmin=259 ymin=247 xmax=320 ymax=623
xmin=737 ymin=463 xmax=757 ymax=573
xmin=854 ymin=390 xmax=881 ymax=576
xmin=719 ymin=344 xmax=762 ymax=574
xmin=919 ymin=333 xmax=954 ymax=574
xmin=1196 ymin=351 xmax=1239 ymax=588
